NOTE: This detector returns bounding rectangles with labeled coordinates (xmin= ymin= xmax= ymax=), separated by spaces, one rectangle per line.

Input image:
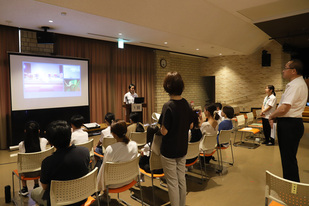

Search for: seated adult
xmin=139 ymin=125 xmax=163 ymax=174
xmin=31 ymin=120 xmax=90 ymax=206
xmin=70 ymin=114 xmax=88 ymax=145
xmin=97 ymin=120 xmax=138 ymax=199
xmin=126 ymin=112 xmax=145 ymax=137
xmin=200 ymin=104 xmax=219 ymax=163
xmin=186 ymin=110 xmax=203 ymax=165
xmin=18 ymin=121 xmax=48 ymax=196
xmin=95 ymin=112 xmax=115 ymax=155
xmin=218 ymin=106 xmax=234 ymax=147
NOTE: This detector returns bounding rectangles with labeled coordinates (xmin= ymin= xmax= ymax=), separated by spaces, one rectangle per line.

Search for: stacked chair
xmin=104 ymin=155 xmax=144 ymax=206
xmin=233 ymin=113 xmax=261 ymax=149
xmin=50 ymin=168 xmax=99 ymax=206
xmin=265 ymin=170 xmax=309 ymax=206
xmin=216 ymin=129 xmax=234 ymax=172
xmin=12 ymin=147 xmax=54 ymax=205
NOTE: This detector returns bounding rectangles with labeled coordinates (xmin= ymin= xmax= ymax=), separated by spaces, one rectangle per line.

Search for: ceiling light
xmin=49 ymin=20 xmax=53 ymax=23
xmin=164 ymin=42 xmax=168 ymax=45
xmin=196 ymin=48 xmax=199 ymax=51
xmin=219 ymin=53 xmax=222 ymax=55
xmin=118 ymin=33 xmax=122 ymax=36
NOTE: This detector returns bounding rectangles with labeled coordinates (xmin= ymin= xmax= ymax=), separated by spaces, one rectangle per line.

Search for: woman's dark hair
xmin=147 ymin=125 xmax=160 ymax=144
xmin=105 ymin=112 xmax=115 ymax=125
xmin=70 ymin=114 xmax=84 ymax=128
xmin=46 ymin=120 xmax=71 ymax=149
xmin=222 ymin=106 xmax=234 ymax=119
xmin=24 ymin=121 xmax=41 ymax=153
xmin=163 ymin=71 xmax=184 ymax=95
xmin=111 ymin=120 xmax=130 ymax=144
xmin=267 ymin=85 xmax=276 ymax=96
xmin=204 ymin=103 xmax=220 ymax=120
xmin=130 ymin=112 xmax=139 ymax=123
xmin=192 ymin=110 xmax=200 ymax=128
xmin=129 ymin=84 xmax=136 ymax=90
xmin=215 ymin=102 xmax=222 ymax=110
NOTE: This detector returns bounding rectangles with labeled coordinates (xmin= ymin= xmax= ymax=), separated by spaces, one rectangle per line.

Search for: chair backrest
xmin=104 ymin=155 xmax=140 ymax=186
xmin=186 ymin=141 xmax=200 ymax=159
xmin=265 ymin=170 xmax=309 ymax=206
xmin=50 ymin=167 xmax=98 ymax=206
xmin=130 ymin=132 xmax=147 ymax=146
xmin=255 ymin=109 xmax=262 ymax=119
xmin=76 ymin=139 xmax=93 ymax=156
xmin=234 ymin=107 xmax=240 ymax=115
xmin=236 ymin=115 xmax=246 ymax=127
xmin=102 ymin=137 xmax=117 ymax=149
xmin=200 ymin=134 xmax=217 ymax=151
xmin=149 ymin=151 xmax=163 ymax=171
xmin=218 ymin=130 xmax=233 ymax=145
xmin=17 ymin=146 xmax=54 ymax=174
xmin=246 ymin=112 xmax=254 ymax=125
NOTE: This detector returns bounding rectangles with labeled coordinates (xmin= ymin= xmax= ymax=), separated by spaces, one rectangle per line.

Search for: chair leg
xmin=138 ymin=175 xmax=144 ymax=206
xmin=230 ymin=140 xmax=234 ymax=165
xmin=106 ymin=188 xmax=110 ymax=206
xmin=151 ymin=172 xmax=156 ymax=206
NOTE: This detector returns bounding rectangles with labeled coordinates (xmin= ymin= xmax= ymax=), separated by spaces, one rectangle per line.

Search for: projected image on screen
xmin=23 ymin=62 xmax=81 ymax=99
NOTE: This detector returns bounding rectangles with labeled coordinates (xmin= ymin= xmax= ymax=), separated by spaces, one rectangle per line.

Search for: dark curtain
xmin=54 ymin=34 xmax=155 ymax=124
xmin=0 ymin=25 xmax=19 ymax=149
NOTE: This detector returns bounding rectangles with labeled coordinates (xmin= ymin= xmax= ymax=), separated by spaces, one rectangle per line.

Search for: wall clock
xmin=160 ymin=58 xmax=167 ymax=68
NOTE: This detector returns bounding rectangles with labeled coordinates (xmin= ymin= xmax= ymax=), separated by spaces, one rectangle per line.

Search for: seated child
xmin=126 ymin=112 xmax=145 ymax=137
xmin=70 ymin=114 xmax=88 ymax=145
xmin=18 ymin=121 xmax=48 ymax=196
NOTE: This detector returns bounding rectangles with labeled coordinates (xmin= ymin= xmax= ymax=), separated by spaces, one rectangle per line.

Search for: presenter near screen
xmin=123 ymin=84 xmax=138 ymax=104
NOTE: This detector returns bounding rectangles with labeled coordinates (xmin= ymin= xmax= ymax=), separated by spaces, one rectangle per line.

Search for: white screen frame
xmin=9 ymin=53 xmax=89 ymax=111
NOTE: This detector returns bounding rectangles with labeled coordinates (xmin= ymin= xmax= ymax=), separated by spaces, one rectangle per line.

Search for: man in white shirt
xmin=70 ymin=115 xmax=88 ymax=145
xmin=123 ymin=84 xmax=138 ymax=104
xmin=269 ymin=59 xmax=308 ymax=182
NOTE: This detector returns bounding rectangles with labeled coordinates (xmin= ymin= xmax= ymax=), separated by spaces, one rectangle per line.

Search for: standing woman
xmin=158 ymin=71 xmax=194 ymax=206
xmin=261 ymin=85 xmax=277 ymax=145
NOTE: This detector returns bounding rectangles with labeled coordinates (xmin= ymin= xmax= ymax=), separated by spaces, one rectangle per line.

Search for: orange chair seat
xmin=82 ymin=196 xmax=96 ymax=206
xmin=13 ymin=169 xmax=40 ymax=181
xmin=216 ymin=145 xmax=229 ymax=150
xmin=268 ymin=200 xmax=284 ymax=206
xmin=248 ymin=124 xmax=263 ymax=128
xmin=199 ymin=149 xmax=216 ymax=157
xmin=94 ymin=151 xmax=104 ymax=158
xmin=238 ymin=128 xmax=260 ymax=134
xmin=185 ymin=157 xmax=198 ymax=167
xmin=108 ymin=180 xmax=137 ymax=193
xmin=139 ymin=168 xmax=165 ymax=178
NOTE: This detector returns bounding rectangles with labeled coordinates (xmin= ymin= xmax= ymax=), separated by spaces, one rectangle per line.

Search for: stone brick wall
xmin=21 ymin=30 xmax=53 ymax=54
xmin=154 ymin=51 xmax=207 ymax=113
xmin=200 ymin=40 xmax=290 ymax=112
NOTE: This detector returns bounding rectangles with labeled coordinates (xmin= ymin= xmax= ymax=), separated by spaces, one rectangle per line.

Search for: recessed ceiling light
xmin=219 ymin=53 xmax=222 ymax=55
xmin=118 ymin=33 xmax=122 ymax=36
xmin=164 ymin=42 xmax=168 ymax=45
xmin=196 ymin=48 xmax=199 ymax=51
xmin=49 ymin=20 xmax=53 ymax=23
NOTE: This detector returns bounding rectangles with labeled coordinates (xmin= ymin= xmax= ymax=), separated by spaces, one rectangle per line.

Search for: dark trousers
xmin=277 ymin=118 xmax=304 ymax=182
xmin=262 ymin=118 xmax=272 ymax=142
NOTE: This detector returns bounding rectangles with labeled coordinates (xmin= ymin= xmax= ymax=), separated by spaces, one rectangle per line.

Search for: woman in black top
xmin=158 ymin=71 xmax=193 ymax=206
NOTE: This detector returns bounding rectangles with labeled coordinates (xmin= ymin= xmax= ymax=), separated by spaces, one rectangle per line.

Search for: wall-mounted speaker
xmin=36 ymin=31 xmax=55 ymax=44
xmin=262 ymin=50 xmax=271 ymax=67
